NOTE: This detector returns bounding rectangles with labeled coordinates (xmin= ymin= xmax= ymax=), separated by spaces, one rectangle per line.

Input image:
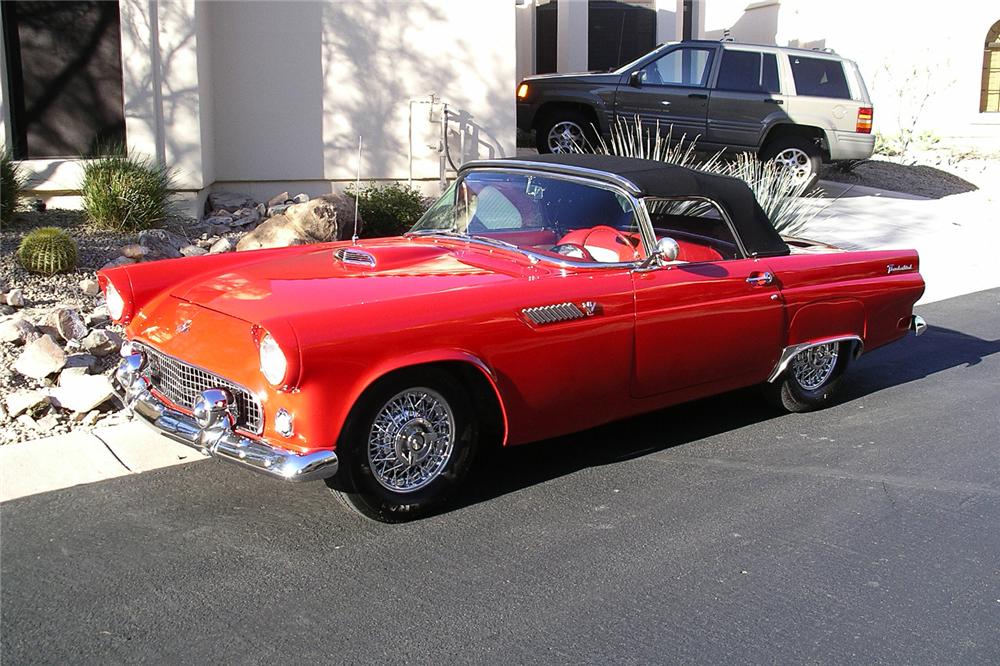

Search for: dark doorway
xmin=535 ymin=0 xmax=558 ymax=74
xmin=2 ymin=1 xmax=126 ymax=159
xmin=588 ymin=1 xmax=656 ymax=72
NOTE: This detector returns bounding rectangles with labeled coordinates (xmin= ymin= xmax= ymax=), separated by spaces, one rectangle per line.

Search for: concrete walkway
xmin=3 ymin=177 xmax=997 ymax=502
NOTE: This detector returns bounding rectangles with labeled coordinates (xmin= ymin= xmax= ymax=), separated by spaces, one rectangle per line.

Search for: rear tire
xmin=326 ymin=368 xmax=480 ymax=523
xmin=535 ymin=109 xmax=596 ymax=154
xmin=760 ymin=135 xmax=822 ymax=189
xmin=764 ymin=341 xmax=851 ymax=413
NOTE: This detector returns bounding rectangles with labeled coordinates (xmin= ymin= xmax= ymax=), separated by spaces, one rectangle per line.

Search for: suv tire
xmin=760 ymin=135 xmax=822 ymax=189
xmin=536 ymin=109 xmax=596 ymax=154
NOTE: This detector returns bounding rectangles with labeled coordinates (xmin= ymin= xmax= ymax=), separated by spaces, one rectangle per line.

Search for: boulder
xmin=6 ymin=288 xmax=25 ymax=307
xmin=267 ymin=191 xmax=290 ymax=207
xmin=237 ymin=194 xmax=357 ymax=251
xmin=50 ymin=373 xmax=115 ymax=413
xmin=81 ymin=329 xmax=122 ymax=357
xmin=64 ymin=353 xmax=99 ymax=373
xmin=138 ymin=229 xmax=188 ymax=259
xmin=209 ymin=237 xmax=233 ymax=254
xmin=101 ymin=256 xmax=136 ymax=271
xmin=5 ymin=390 xmax=50 ymax=419
xmin=208 ymin=191 xmax=255 ymax=212
xmin=180 ymin=244 xmax=209 ymax=257
xmin=0 ymin=317 xmax=38 ymax=344
xmin=120 ymin=244 xmax=151 ymax=259
xmin=47 ymin=307 xmax=88 ymax=342
xmin=79 ymin=278 xmax=101 ymax=297
xmin=13 ymin=335 xmax=67 ymax=379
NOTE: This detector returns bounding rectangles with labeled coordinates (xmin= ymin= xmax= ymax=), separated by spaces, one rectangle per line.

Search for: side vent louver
xmin=334 ymin=247 xmax=376 ymax=268
xmin=522 ymin=302 xmax=585 ymax=325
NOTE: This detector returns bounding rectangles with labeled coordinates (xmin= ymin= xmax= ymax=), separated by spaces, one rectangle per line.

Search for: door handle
xmin=746 ymin=271 xmax=774 ymax=286
xmin=688 ymin=93 xmax=708 ymax=100
xmin=764 ymin=98 xmax=784 ymax=105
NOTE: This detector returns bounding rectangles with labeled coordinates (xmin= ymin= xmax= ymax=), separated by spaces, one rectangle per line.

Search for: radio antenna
xmin=352 ymin=135 xmax=362 ymax=245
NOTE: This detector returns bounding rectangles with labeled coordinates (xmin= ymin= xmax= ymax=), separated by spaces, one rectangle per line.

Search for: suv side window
xmin=640 ymin=47 xmax=714 ymax=87
xmin=716 ymin=50 xmax=780 ymax=93
xmin=788 ymin=56 xmax=851 ymax=99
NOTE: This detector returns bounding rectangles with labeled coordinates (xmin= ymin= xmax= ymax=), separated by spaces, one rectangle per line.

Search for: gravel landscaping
xmin=821 ymin=151 xmax=1000 ymax=199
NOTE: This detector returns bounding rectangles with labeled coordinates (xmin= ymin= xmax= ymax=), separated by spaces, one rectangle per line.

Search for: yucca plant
xmin=17 ymin=226 xmax=78 ymax=275
xmin=81 ymin=148 xmax=176 ymax=231
xmin=2 ymin=149 xmax=26 ymax=224
xmin=582 ymin=116 xmax=825 ymax=236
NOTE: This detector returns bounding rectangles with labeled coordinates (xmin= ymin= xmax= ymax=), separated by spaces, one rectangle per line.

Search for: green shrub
xmin=345 ymin=181 xmax=428 ymax=238
xmin=2 ymin=150 xmax=26 ymax=224
xmin=17 ymin=227 xmax=78 ymax=275
xmin=81 ymin=150 xmax=175 ymax=231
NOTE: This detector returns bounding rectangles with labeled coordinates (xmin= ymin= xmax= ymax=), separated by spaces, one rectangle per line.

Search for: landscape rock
xmin=208 ymin=191 xmax=255 ymax=212
xmin=13 ymin=335 xmax=67 ymax=379
xmin=36 ymin=412 xmax=59 ymax=431
xmin=232 ymin=207 xmax=261 ymax=226
xmin=64 ymin=353 xmax=99 ymax=373
xmin=196 ymin=237 xmax=218 ymax=249
xmin=267 ymin=191 xmax=290 ymax=207
xmin=0 ymin=317 xmax=38 ymax=344
xmin=138 ymin=229 xmax=188 ymax=259
xmin=47 ymin=307 xmax=88 ymax=342
xmin=5 ymin=390 xmax=50 ymax=419
xmin=0 ymin=305 xmax=14 ymax=316
xmin=204 ymin=215 xmax=234 ymax=227
xmin=81 ymin=329 xmax=122 ymax=357
xmin=16 ymin=413 xmax=39 ymax=432
xmin=266 ymin=203 xmax=292 ymax=217
xmin=180 ymin=244 xmax=209 ymax=257
xmin=121 ymin=244 xmax=150 ymax=260
xmin=50 ymin=373 xmax=115 ymax=413
xmin=209 ymin=237 xmax=233 ymax=254
xmin=79 ymin=278 xmax=101 ymax=297
xmin=237 ymin=194 xmax=356 ymax=251
xmin=6 ymin=288 xmax=25 ymax=307
xmin=101 ymin=256 xmax=136 ymax=271
xmin=292 ymin=193 xmax=309 ymax=204
xmin=85 ymin=307 xmax=110 ymax=328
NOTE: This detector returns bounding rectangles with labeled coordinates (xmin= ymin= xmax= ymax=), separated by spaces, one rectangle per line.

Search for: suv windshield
xmin=409 ymin=171 xmax=646 ymax=264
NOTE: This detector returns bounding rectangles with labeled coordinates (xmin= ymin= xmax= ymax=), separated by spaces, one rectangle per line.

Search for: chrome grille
xmin=522 ymin=302 xmax=585 ymax=325
xmin=135 ymin=342 xmax=263 ymax=433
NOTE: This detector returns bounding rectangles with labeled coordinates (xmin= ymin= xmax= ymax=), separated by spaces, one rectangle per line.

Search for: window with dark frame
xmin=982 ymin=21 xmax=1000 ymax=113
xmin=788 ymin=55 xmax=851 ymax=100
xmin=716 ymin=50 xmax=780 ymax=94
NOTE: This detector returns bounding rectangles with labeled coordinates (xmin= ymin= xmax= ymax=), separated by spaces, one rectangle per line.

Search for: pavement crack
xmin=89 ymin=432 xmax=134 ymax=474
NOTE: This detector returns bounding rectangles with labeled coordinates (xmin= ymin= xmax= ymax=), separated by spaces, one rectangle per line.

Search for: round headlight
xmin=106 ymin=282 xmax=125 ymax=321
xmin=259 ymin=333 xmax=288 ymax=386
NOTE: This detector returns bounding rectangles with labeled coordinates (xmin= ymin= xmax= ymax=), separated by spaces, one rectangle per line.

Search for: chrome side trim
xmin=114 ymin=355 xmax=338 ymax=482
xmin=335 ymin=247 xmax=377 ymax=267
xmin=910 ymin=315 xmax=927 ymax=336
xmin=522 ymin=302 xmax=587 ymax=325
xmin=460 ymin=159 xmax=644 ymax=195
xmin=767 ymin=335 xmax=863 ymax=383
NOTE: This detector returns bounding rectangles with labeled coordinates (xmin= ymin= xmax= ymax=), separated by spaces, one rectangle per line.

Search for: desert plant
xmin=17 ymin=227 xmax=78 ymax=275
xmin=2 ymin=150 xmax=26 ymax=224
xmin=587 ymin=116 xmax=725 ymax=172
xmin=81 ymin=149 xmax=175 ymax=231
xmin=345 ymin=181 xmax=428 ymax=238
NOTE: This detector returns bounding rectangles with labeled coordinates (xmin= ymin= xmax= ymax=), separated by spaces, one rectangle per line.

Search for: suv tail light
xmin=856 ymin=107 xmax=873 ymax=134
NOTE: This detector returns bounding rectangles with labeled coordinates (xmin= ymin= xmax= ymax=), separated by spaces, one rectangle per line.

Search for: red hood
xmin=169 ymin=237 xmax=543 ymax=323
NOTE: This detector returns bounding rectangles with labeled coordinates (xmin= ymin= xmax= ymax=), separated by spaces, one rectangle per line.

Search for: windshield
xmin=409 ymin=171 xmax=646 ymax=264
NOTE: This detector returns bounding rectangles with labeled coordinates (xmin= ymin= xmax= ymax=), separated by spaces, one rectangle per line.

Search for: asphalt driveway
xmin=2 ymin=288 xmax=998 ymax=664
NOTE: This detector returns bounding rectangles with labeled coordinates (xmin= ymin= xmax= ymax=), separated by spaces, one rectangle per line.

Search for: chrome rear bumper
xmin=114 ymin=353 xmax=338 ymax=482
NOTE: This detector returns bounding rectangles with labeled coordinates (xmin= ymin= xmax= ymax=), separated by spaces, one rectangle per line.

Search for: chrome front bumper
xmin=114 ymin=353 xmax=338 ymax=482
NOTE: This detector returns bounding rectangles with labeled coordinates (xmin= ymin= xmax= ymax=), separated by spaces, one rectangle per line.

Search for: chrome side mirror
xmin=653 ymin=237 xmax=680 ymax=263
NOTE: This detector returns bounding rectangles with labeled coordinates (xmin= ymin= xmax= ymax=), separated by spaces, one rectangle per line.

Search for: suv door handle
xmin=764 ymin=98 xmax=784 ymax=105
xmin=746 ymin=271 xmax=774 ymax=286
xmin=688 ymin=93 xmax=708 ymax=100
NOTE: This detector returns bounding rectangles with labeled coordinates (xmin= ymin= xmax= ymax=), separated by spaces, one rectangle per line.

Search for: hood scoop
xmin=334 ymin=247 xmax=376 ymax=268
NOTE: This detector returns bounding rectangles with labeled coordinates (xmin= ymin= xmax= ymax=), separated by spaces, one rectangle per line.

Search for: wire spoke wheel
xmin=547 ymin=120 xmax=587 ymax=153
xmin=367 ymin=387 xmax=455 ymax=493
xmin=773 ymin=147 xmax=813 ymax=184
xmin=790 ymin=342 xmax=840 ymax=391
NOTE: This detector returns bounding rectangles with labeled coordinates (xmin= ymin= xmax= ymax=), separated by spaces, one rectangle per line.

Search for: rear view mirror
xmin=654 ymin=237 xmax=680 ymax=263
xmin=628 ymin=71 xmax=643 ymax=88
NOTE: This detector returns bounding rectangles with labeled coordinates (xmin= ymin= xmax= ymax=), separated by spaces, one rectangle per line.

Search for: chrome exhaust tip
xmin=910 ymin=315 xmax=927 ymax=336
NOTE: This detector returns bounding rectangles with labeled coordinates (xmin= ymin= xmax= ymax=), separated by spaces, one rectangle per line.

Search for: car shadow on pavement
xmin=452 ymin=323 xmax=1000 ymax=514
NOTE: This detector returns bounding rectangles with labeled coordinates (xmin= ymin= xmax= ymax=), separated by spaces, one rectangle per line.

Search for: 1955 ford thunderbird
xmin=100 ymin=154 xmax=926 ymax=521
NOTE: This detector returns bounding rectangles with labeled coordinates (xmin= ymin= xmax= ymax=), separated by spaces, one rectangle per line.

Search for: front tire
xmin=327 ymin=368 xmax=480 ymax=522
xmin=535 ymin=109 xmax=595 ymax=154
xmin=765 ymin=341 xmax=851 ymax=413
xmin=760 ymin=135 xmax=822 ymax=189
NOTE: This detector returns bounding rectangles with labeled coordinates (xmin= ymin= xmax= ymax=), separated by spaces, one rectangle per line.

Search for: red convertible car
xmin=102 ymin=154 xmax=926 ymax=521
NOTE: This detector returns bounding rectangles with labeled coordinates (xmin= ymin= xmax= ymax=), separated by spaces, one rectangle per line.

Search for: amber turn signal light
xmin=516 ymin=83 xmax=529 ymax=99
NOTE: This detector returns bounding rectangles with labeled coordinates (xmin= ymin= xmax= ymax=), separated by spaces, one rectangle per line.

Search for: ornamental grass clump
xmin=2 ymin=150 xmax=26 ymax=224
xmin=346 ymin=181 xmax=428 ymax=238
xmin=81 ymin=150 xmax=176 ymax=231
xmin=17 ymin=227 xmax=78 ymax=275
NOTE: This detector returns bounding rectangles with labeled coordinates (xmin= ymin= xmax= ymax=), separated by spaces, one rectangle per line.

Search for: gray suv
xmin=516 ymin=40 xmax=875 ymax=186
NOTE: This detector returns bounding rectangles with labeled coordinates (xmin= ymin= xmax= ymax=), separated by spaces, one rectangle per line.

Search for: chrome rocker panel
xmin=114 ymin=354 xmax=338 ymax=482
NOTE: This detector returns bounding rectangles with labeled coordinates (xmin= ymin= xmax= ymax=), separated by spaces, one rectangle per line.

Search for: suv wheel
xmin=536 ymin=109 xmax=595 ymax=154
xmin=760 ymin=136 xmax=822 ymax=188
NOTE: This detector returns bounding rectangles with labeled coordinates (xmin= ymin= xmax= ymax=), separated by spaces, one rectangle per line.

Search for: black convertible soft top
xmin=485 ymin=154 xmax=790 ymax=258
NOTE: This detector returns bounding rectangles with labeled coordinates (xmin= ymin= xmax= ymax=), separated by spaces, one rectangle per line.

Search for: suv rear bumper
xmin=827 ymin=130 xmax=875 ymax=161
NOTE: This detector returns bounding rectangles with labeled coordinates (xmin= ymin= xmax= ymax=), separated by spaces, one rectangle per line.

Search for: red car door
xmin=630 ymin=258 xmax=786 ymax=398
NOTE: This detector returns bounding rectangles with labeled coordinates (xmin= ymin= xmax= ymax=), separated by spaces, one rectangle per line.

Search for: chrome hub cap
xmin=547 ymin=121 xmax=587 ymax=153
xmin=773 ymin=147 xmax=813 ymax=184
xmin=367 ymin=388 xmax=454 ymax=493
xmin=791 ymin=342 xmax=839 ymax=391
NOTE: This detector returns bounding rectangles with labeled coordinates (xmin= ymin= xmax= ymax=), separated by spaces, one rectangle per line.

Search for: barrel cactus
xmin=16 ymin=227 xmax=78 ymax=275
